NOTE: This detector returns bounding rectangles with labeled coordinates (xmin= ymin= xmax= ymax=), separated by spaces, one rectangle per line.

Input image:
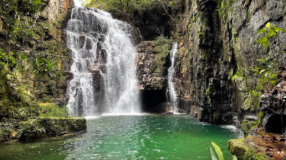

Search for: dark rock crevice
xmin=140 ymin=90 xmax=167 ymax=113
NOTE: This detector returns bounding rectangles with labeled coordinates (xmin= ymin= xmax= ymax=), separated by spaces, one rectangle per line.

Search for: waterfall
xmin=167 ymin=43 xmax=178 ymax=112
xmin=66 ymin=7 xmax=141 ymax=116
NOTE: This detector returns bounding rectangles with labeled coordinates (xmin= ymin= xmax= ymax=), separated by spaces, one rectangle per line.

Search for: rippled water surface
xmin=0 ymin=115 xmax=243 ymax=160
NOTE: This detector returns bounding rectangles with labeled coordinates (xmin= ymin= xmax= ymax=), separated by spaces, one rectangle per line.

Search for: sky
xmin=73 ymin=0 xmax=85 ymax=7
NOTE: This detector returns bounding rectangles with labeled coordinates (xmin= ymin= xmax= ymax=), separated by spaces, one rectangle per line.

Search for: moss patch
xmin=228 ymin=138 xmax=267 ymax=160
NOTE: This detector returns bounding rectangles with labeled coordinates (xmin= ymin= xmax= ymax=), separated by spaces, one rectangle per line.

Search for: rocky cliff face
xmin=135 ymin=41 xmax=172 ymax=112
xmin=130 ymin=0 xmax=286 ymax=124
xmin=136 ymin=41 xmax=170 ymax=91
xmin=175 ymin=0 xmax=286 ymax=124
xmin=0 ymin=0 xmax=86 ymax=142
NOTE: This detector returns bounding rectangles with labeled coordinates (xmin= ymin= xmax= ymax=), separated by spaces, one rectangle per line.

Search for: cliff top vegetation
xmin=84 ymin=0 xmax=182 ymax=13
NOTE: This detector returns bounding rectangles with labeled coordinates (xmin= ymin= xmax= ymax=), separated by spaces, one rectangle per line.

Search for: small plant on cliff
xmin=33 ymin=56 xmax=56 ymax=77
xmin=85 ymin=0 xmax=181 ymax=13
xmin=210 ymin=142 xmax=237 ymax=160
xmin=154 ymin=36 xmax=173 ymax=58
xmin=247 ymin=23 xmax=286 ymax=110
xmin=0 ymin=50 xmax=16 ymax=70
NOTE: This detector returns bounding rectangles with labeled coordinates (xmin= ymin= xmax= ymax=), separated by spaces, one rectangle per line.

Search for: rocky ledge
xmin=228 ymin=128 xmax=286 ymax=160
xmin=0 ymin=118 xmax=86 ymax=142
xmin=228 ymin=138 xmax=267 ymax=160
xmin=136 ymin=41 xmax=171 ymax=91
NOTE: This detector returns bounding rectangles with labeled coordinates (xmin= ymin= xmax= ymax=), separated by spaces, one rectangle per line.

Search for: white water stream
xmin=167 ymin=43 xmax=178 ymax=112
xmin=66 ymin=7 xmax=140 ymax=116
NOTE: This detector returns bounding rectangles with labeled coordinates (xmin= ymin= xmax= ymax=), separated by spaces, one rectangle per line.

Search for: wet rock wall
xmin=172 ymin=0 xmax=286 ymax=124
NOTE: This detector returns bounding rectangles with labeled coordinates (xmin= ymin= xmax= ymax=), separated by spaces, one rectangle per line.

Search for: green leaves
xmin=210 ymin=147 xmax=218 ymax=160
xmin=256 ymin=23 xmax=285 ymax=48
xmin=257 ymin=59 xmax=267 ymax=63
xmin=256 ymin=28 xmax=266 ymax=33
xmin=257 ymin=37 xmax=269 ymax=47
xmin=20 ymin=53 xmax=28 ymax=60
xmin=266 ymin=22 xmax=271 ymax=28
xmin=257 ymin=37 xmax=268 ymax=43
xmin=210 ymin=142 xmax=238 ymax=160
xmin=273 ymin=27 xmax=283 ymax=33
xmin=33 ymin=57 xmax=56 ymax=77
xmin=267 ymin=30 xmax=277 ymax=38
xmin=211 ymin=142 xmax=224 ymax=160
xmin=0 ymin=50 xmax=16 ymax=70
xmin=259 ymin=69 xmax=265 ymax=75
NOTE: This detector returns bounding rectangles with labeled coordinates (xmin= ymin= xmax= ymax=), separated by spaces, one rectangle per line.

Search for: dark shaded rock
xmin=99 ymin=35 xmax=105 ymax=42
xmin=91 ymin=70 xmax=102 ymax=89
xmin=63 ymin=71 xmax=73 ymax=81
xmin=86 ymin=37 xmax=93 ymax=50
xmin=79 ymin=34 xmax=86 ymax=49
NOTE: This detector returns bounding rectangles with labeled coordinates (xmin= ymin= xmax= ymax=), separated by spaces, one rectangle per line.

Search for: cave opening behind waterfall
xmin=140 ymin=90 xmax=167 ymax=113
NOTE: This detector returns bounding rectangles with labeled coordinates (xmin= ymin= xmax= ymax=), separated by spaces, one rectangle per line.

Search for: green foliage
xmin=247 ymin=23 xmax=286 ymax=110
xmin=21 ymin=0 xmax=44 ymax=13
xmin=33 ymin=57 xmax=56 ymax=77
xmin=85 ymin=0 xmax=181 ymax=13
xmin=0 ymin=0 xmax=69 ymax=122
xmin=0 ymin=50 xmax=16 ymax=70
xmin=38 ymin=103 xmax=71 ymax=118
xmin=211 ymin=142 xmax=224 ymax=160
xmin=256 ymin=22 xmax=286 ymax=48
xmin=154 ymin=36 xmax=172 ymax=46
xmin=154 ymin=36 xmax=172 ymax=59
xmin=1 ymin=0 xmax=47 ymax=45
xmin=0 ymin=0 xmax=43 ymax=15
xmin=257 ymin=111 xmax=264 ymax=119
xmin=151 ymin=36 xmax=173 ymax=73
xmin=41 ymin=94 xmax=54 ymax=103
xmin=210 ymin=142 xmax=237 ymax=160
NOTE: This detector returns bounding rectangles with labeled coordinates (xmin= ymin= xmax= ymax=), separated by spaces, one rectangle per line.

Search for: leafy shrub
xmin=0 ymin=50 xmax=16 ymax=70
xmin=247 ymin=23 xmax=286 ymax=110
xmin=38 ymin=103 xmax=71 ymax=118
xmin=33 ymin=56 xmax=56 ymax=77
xmin=85 ymin=0 xmax=182 ymax=13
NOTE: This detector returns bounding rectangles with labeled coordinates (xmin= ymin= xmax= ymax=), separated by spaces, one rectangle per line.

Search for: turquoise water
xmin=0 ymin=115 xmax=243 ymax=160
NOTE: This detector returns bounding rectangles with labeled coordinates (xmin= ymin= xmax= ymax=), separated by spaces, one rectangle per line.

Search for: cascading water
xmin=167 ymin=43 xmax=178 ymax=112
xmin=66 ymin=7 xmax=141 ymax=116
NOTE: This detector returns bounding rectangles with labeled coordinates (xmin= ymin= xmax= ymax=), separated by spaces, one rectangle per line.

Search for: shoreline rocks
xmin=0 ymin=117 xmax=86 ymax=142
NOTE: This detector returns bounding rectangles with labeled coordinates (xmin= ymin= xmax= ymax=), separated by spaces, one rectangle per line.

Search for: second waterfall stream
xmin=167 ymin=43 xmax=178 ymax=113
xmin=66 ymin=7 xmax=141 ymax=116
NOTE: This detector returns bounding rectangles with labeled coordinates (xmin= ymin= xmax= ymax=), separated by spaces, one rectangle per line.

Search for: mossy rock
xmin=241 ymin=120 xmax=257 ymax=136
xmin=228 ymin=138 xmax=267 ymax=160
xmin=18 ymin=118 xmax=87 ymax=141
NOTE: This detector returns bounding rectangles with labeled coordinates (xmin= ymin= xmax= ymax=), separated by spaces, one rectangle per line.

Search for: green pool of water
xmin=0 ymin=115 xmax=243 ymax=160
